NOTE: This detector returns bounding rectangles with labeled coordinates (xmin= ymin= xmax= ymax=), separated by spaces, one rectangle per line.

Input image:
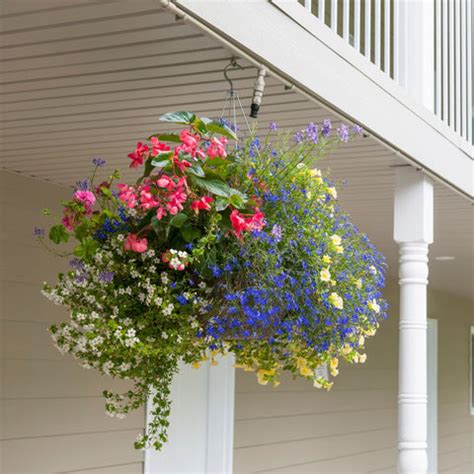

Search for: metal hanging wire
xmin=219 ymin=58 xmax=252 ymax=138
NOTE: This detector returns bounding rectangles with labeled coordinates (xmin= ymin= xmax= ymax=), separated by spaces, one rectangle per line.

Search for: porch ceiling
xmin=0 ymin=0 xmax=472 ymax=299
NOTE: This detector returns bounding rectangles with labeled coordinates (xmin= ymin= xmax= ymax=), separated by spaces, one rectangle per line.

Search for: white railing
xmin=299 ymin=0 xmax=473 ymax=145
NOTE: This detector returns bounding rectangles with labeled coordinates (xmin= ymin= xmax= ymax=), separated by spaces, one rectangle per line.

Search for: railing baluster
xmin=460 ymin=0 xmax=466 ymax=138
xmin=304 ymin=0 xmax=312 ymax=12
xmin=375 ymin=0 xmax=381 ymax=67
xmin=384 ymin=0 xmax=391 ymax=77
xmin=442 ymin=0 xmax=448 ymax=121
xmin=331 ymin=0 xmax=338 ymax=33
xmin=354 ymin=0 xmax=361 ymax=52
xmin=449 ymin=0 xmax=455 ymax=128
xmin=394 ymin=0 xmax=399 ymax=81
xmin=318 ymin=0 xmax=326 ymax=24
xmin=365 ymin=0 xmax=372 ymax=60
xmin=467 ymin=0 xmax=472 ymax=142
xmin=435 ymin=0 xmax=442 ymax=117
xmin=455 ymin=0 xmax=461 ymax=132
xmin=343 ymin=0 xmax=350 ymax=41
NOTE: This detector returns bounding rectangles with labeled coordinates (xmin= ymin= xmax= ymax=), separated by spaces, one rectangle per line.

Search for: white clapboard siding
xmin=0 ymin=171 xmax=145 ymax=473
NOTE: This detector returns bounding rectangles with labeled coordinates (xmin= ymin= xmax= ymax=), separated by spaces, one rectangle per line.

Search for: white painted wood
xmin=470 ymin=326 xmax=474 ymax=415
xmin=144 ymin=355 xmax=235 ymax=473
xmin=374 ymin=0 xmax=381 ymax=67
xmin=467 ymin=0 xmax=472 ymax=142
xmin=427 ymin=319 xmax=438 ymax=474
xmin=331 ymin=0 xmax=338 ymax=32
xmin=460 ymin=0 xmax=467 ymax=138
xmin=449 ymin=0 xmax=455 ymax=127
xmin=181 ymin=0 xmax=473 ymax=196
xmin=343 ymin=0 xmax=350 ymax=41
xmin=384 ymin=0 xmax=391 ymax=76
xmin=394 ymin=167 xmax=434 ymax=474
xmin=354 ymin=0 xmax=361 ymax=51
xmin=318 ymin=0 xmax=325 ymax=23
xmin=398 ymin=0 xmax=435 ymax=111
xmin=365 ymin=0 xmax=372 ymax=59
xmin=442 ymin=0 xmax=449 ymax=121
xmin=455 ymin=0 xmax=461 ymax=132
xmin=435 ymin=0 xmax=442 ymax=115
xmin=304 ymin=0 xmax=312 ymax=11
xmin=393 ymin=0 xmax=399 ymax=81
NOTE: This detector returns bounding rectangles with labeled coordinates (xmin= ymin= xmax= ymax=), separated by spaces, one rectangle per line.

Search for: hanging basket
xmin=38 ymin=111 xmax=387 ymax=451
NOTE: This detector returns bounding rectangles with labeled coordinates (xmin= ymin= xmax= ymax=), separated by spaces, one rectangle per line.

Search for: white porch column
xmin=394 ymin=167 xmax=434 ymax=474
xmin=144 ymin=355 xmax=235 ymax=473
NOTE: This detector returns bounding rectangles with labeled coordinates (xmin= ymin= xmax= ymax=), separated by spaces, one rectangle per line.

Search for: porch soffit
xmin=0 ymin=0 xmax=472 ymax=298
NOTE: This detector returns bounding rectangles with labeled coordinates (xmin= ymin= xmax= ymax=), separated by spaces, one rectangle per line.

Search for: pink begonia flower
xmin=150 ymin=137 xmax=170 ymax=156
xmin=124 ymin=234 xmax=148 ymax=253
xmin=230 ymin=209 xmax=248 ymax=238
xmin=117 ymin=184 xmax=137 ymax=208
xmin=207 ymin=137 xmax=227 ymax=159
xmin=61 ymin=208 xmax=78 ymax=231
xmin=139 ymin=186 xmax=159 ymax=210
xmin=156 ymin=175 xmax=175 ymax=191
xmin=179 ymin=129 xmax=199 ymax=148
xmin=190 ymin=196 xmax=213 ymax=214
xmin=127 ymin=142 xmax=149 ymax=169
xmin=156 ymin=207 xmax=167 ymax=220
xmin=73 ymin=190 xmax=96 ymax=213
xmin=230 ymin=209 xmax=266 ymax=239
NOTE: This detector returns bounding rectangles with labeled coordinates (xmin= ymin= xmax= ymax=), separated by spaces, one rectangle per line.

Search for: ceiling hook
xmin=223 ymin=58 xmax=243 ymax=94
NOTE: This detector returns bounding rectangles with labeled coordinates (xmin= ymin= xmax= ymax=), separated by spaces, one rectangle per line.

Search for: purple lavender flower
xmin=99 ymin=271 xmax=114 ymax=283
xmin=352 ymin=125 xmax=364 ymax=136
xmin=271 ymin=224 xmax=282 ymax=242
xmin=321 ymin=119 xmax=332 ymax=138
xmin=75 ymin=179 xmax=90 ymax=191
xmin=293 ymin=130 xmax=305 ymax=144
xmin=305 ymin=122 xmax=319 ymax=144
xmin=69 ymin=258 xmax=84 ymax=271
xmin=269 ymin=121 xmax=278 ymax=132
xmin=33 ymin=226 xmax=45 ymax=237
xmin=337 ymin=123 xmax=350 ymax=143
xmin=92 ymin=157 xmax=106 ymax=167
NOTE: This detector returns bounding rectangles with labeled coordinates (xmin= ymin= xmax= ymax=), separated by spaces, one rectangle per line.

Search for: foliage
xmin=37 ymin=113 xmax=387 ymax=450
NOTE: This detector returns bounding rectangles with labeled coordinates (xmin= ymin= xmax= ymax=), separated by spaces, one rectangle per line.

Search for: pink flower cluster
xmin=124 ymin=234 xmax=148 ymax=253
xmin=62 ymin=190 xmax=96 ymax=231
xmin=230 ymin=209 xmax=266 ymax=239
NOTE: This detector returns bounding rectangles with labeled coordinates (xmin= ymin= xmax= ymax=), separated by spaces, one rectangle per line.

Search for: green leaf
xmin=49 ymin=224 xmax=69 ymax=244
xmin=229 ymin=193 xmax=246 ymax=209
xmin=187 ymin=162 xmax=205 ymax=177
xmin=169 ymin=213 xmax=188 ymax=228
xmin=74 ymin=222 xmax=90 ymax=240
xmin=73 ymin=237 xmax=99 ymax=259
xmin=205 ymin=120 xmax=238 ymax=141
xmin=191 ymin=176 xmax=231 ymax=197
xmin=181 ymin=223 xmax=201 ymax=242
xmin=215 ymin=196 xmax=229 ymax=211
xmin=151 ymin=156 xmax=173 ymax=168
xmin=148 ymin=133 xmax=181 ymax=142
xmin=192 ymin=117 xmax=209 ymax=135
xmin=159 ymin=111 xmax=196 ymax=125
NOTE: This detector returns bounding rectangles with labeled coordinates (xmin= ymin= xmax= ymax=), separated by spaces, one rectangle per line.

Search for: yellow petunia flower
xmin=320 ymin=268 xmax=331 ymax=282
xmin=355 ymin=278 xmax=362 ymax=290
xmin=299 ymin=365 xmax=314 ymax=377
xmin=323 ymin=255 xmax=332 ymax=264
xmin=326 ymin=187 xmax=337 ymax=199
xmin=330 ymin=234 xmax=342 ymax=246
xmin=335 ymin=245 xmax=344 ymax=254
xmin=192 ymin=361 xmax=201 ymax=369
xmin=367 ymin=299 xmax=381 ymax=314
xmin=328 ymin=292 xmax=344 ymax=309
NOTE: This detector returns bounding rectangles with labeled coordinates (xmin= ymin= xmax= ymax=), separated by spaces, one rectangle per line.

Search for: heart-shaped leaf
xmin=191 ymin=176 xmax=231 ymax=197
xmin=187 ymin=163 xmax=205 ymax=178
xmin=148 ymin=133 xmax=181 ymax=142
xmin=205 ymin=120 xmax=238 ymax=141
xmin=169 ymin=213 xmax=188 ymax=228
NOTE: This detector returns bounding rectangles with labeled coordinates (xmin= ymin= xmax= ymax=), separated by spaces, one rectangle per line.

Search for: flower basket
xmin=38 ymin=112 xmax=387 ymax=450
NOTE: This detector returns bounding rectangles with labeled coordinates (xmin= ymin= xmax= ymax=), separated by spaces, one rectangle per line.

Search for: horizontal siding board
xmin=64 ymin=462 xmax=144 ymax=474
xmin=1 ymin=430 xmax=143 ymax=473
xmin=1 ymin=397 xmax=143 ymax=440
xmin=1 ymin=359 xmax=137 ymax=398
xmin=234 ymin=408 xmax=396 ymax=448
xmin=233 ymin=428 xmax=395 ymax=472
